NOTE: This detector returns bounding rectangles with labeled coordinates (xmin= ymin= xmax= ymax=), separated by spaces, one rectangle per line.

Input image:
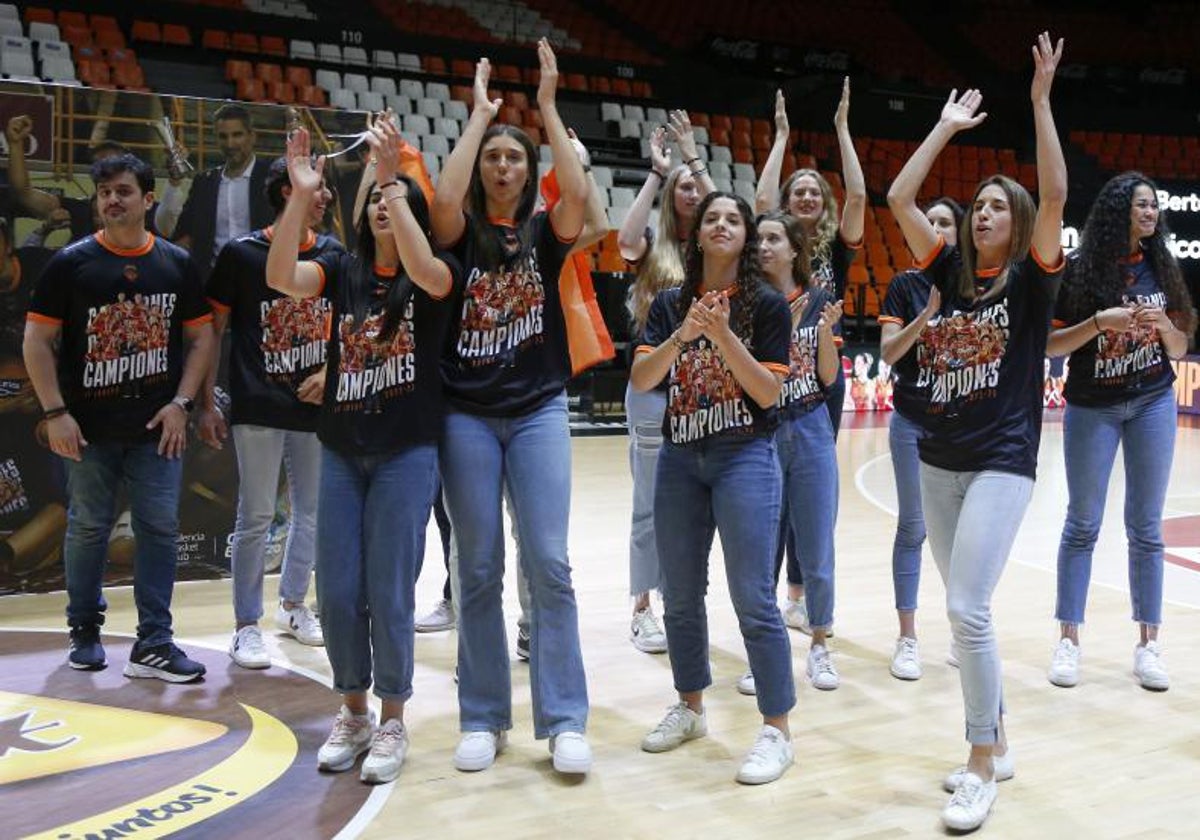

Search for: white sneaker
xmin=941 ymin=772 xmax=997 ymax=831
xmin=736 ymin=670 xmax=756 ymax=696
xmin=454 ymin=730 xmax=507 ymax=771
xmin=735 ymin=725 xmax=793 ymax=785
xmin=1048 ymin=638 xmax=1080 ymax=687
xmin=1134 ymin=641 xmax=1170 ymax=691
xmin=415 ymin=599 xmax=455 ymax=633
xmin=276 ymin=603 xmax=324 ymax=646
xmin=630 ymin=607 xmax=668 ymax=653
xmin=360 ymin=718 xmax=408 ymax=783
xmin=782 ymin=598 xmax=810 ymax=633
xmin=229 ymin=625 xmax=270 ymax=669
xmin=550 ymin=731 xmax=592 ymax=774
xmin=806 ymin=644 xmax=840 ymax=690
xmin=641 ymin=702 xmax=707 ymax=753
xmin=943 ymin=750 xmax=1015 ymax=792
xmin=318 ymin=706 xmax=376 ymax=772
xmin=890 ymin=636 xmax=922 ymax=681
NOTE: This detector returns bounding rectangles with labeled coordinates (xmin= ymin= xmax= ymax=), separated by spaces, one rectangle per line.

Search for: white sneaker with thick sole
xmin=318 ymin=706 xmax=376 ymax=772
xmin=415 ymin=599 xmax=455 ymax=633
xmin=941 ymin=772 xmax=997 ymax=831
xmin=360 ymin=718 xmax=408 ymax=783
xmin=736 ymin=670 xmax=756 ymax=696
xmin=454 ymin=730 xmax=507 ymax=771
xmin=1134 ymin=641 xmax=1169 ymax=691
xmin=943 ymin=750 xmax=1015 ymax=792
xmin=550 ymin=731 xmax=592 ymax=774
xmin=229 ymin=625 xmax=270 ymax=669
xmin=735 ymin=725 xmax=793 ymax=785
xmin=1048 ymin=638 xmax=1080 ymax=687
xmin=630 ymin=607 xmax=668 ymax=653
xmin=806 ymin=644 xmax=840 ymax=690
xmin=890 ymin=636 xmax=922 ymax=681
xmin=641 ymin=702 xmax=707 ymax=753
xmin=276 ymin=603 xmax=324 ymax=646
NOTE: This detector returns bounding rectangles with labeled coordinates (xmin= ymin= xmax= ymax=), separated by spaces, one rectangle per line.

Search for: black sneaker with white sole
xmin=123 ymin=641 xmax=207 ymax=683
xmin=68 ymin=625 xmax=107 ymax=670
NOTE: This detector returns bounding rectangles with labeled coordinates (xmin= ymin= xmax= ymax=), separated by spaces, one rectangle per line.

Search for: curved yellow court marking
xmin=26 ymin=703 xmax=297 ymax=840
xmin=0 ymin=690 xmax=228 ymax=784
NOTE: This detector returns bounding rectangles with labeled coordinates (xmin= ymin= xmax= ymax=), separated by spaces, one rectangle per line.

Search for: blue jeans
xmin=316 ymin=443 xmax=438 ymax=700
xmin=775 ymin=409 xmax=838 ymax=629
xmin=889 ymin=411 xmax=927 ymax=612
xmin=655 ymin=434 xmax=795 ymax=718
xmin=230 ymin=425 xmax=321 ymax=624
xmin=439 ymin=392 xmax=588 ymax=739
xmin=1055 ymin=387 xmax=1176 ymax=626
xmin=626 ymin=383 xmax=665 ymax=597
xmin=921 ymin=464 xmax=1032 ymax=745
xmin=62 ymin=441 xmax=182 ymax=646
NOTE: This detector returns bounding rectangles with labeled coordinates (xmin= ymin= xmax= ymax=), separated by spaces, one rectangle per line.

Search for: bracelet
xmin=378 ymin=180 xmax=399 ymax=190
xmin=683 ymin=157 xmax=700 ymax=166
xmin=648 ymin=169 xmax=666 ymax=181
xmin=43 ymin=406 xmax=68 ymax=420
xmin=1092 ymin=313 xmax=1101 ymax=333
xmin=670 ymin=333 xmax=687 ymax=353
xmin=689 ymin=165 xmax=708 ymax=177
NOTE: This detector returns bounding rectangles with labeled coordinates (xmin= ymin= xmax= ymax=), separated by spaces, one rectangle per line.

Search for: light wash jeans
xmin=439 ymin=392 xmax=588 ymax=739
xmin=230 ymin=424 xmax=320 ymax=624
xmin=921 ymin=464 xmax=1033 ymax=745
xmin=626 ymin=383 xmax=665 ymax=597
xmin=774 ymin=408 xmax=838 ymax=629
xmin=316 ymin=443 xmax=438 ymax=700
xmin=655 ymin=434 xmax=795 ymax=718
xmin=63 ymin=441 xmax=182 ymax=646
xmin=889 ymin=411 xmax=927 ymax=611
xmin=1055 ymin=387 xmax=1176 ymax=626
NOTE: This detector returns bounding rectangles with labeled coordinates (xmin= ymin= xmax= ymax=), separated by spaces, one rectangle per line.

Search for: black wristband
xmin=43 ymin=406 xmax=68 ymax=420
xmin=683 ymin=157 xmax=700 ymax=166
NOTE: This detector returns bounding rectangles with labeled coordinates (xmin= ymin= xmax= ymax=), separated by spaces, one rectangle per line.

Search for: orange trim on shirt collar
xmin=487 ymin=216 xmax=517 ymax=227
xmin=96 ymin=230 xmax=155 ymax=257
xmin=975 ymin=266 xmax=1001 ymax=279
xmin=1120 ymin=250 xmax=1145 ymax=265
xmin=374 ymin=264 xmax=399 ymax=277
xmin=262 ymin=226 xmax=318 ymax=251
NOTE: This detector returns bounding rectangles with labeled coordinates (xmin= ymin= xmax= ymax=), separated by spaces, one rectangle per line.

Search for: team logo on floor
xmin=1164 ymin=514 xmax=1200 ymax=573
xmin=0 ymin=629 xmax=376 ymax=839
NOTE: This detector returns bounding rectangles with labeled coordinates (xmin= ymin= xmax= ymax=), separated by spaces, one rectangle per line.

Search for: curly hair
xmin=756 ymin=209 xmax=812 ymax=292
xmin=1060 ymin=171 xmax=1196 ymax=335
xmin=780 ymin=169 xmax=839 ymax=271
xmin=627 ymin=165 xmax=690 ymax=334
xmin=957 ymin=175 xmax=1036 ymax=304
xmin=678 ymin=192 xmax=764 ymax=347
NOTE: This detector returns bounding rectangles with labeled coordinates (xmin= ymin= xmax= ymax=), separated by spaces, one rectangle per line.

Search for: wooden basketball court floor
xmin=5 ymin=413 xmax=1200 ymax=838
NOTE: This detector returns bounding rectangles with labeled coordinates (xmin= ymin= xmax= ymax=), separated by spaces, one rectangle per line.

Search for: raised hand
xmin=285 ymin=127 xmax=325 ymax=195
xmin=939 ymin=88 xmax=987 ymax=133
xmin=536 ymin=38 xmax=559 ymax=110
xmin=1031 ymin=31 xmax=1064 ymax=104
xmin=472 ymin=58 xmax=502 ymax=120
xmin=667 ymin=110 xmax=699 ymax=163
xmin=365 ymin=114 xmax=402 ymax=186
xmin=818 ymin=299 xmax=844 ymax=333
xmin=679 ymin=298 xmax=709 ymax=342
xmin=567 ymin=127 xmax=590 ymax=167
xmin=920 ymin=286 xmax=942 ymax=321
xmin=833 ymin=77 xmax=850 ymax=132
xmin=773 ymin=90 xmax=789 ymax=139
xmin=649 ymin=125 xmax=671 ymax=175
xmin=5 ymin=114 xmax=32 ymax=145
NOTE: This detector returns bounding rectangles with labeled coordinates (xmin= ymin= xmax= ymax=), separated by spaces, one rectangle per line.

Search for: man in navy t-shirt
xmin=23 ymin=153 xmax=214 ymax=682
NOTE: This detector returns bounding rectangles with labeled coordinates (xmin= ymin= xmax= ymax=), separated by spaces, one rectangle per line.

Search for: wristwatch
xmin=172 ymin=395 xmax=195 ymax=413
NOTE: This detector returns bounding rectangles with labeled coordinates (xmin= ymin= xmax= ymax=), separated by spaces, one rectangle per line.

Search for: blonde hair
xmin=780 ymin=169 xmax=839 ymax=269
xmin=627 ymin=165 xmax=690 ymax=334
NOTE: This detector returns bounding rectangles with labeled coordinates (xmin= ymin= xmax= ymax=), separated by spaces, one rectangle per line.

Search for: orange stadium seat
xmin=162 ymin=24 xmax=192 ymax=46
xmin=232 ymin=32 xmax=259 ymax=53
xmin=59 ymin=11 xmax=87 ymax=28
xmin=113 ymin=63 xmax=146 ymax=90
xmin=631 ymin=80 xmax=652 ymax=98
xmin=255 ymin=62 xmax=283 ymax=83
xmin=235 ymin=77 xmax=266 ymax=101
xmin=450 ymin=85 xmax=472 ymax=103
xmin=25 ymin=7 xmax=56 ymax=24
xmin=266 ymin=81 xmax=296 ymax=104
xmin=62 ymin=25 xmax=93 ymax=47
xmin=285 ymin=66 xmax=312 ymax=88
xmin=298 ymin=85 xmax=328 ymax=107
xmin=564 ymin=73 xmax=588 ymax=92
xmin=91 ymin=15 xmax=119 ymax=32
xmin=423 ymin=56 xmax=447 ymax=75
xmin=610 ymin=79 xmax=631 ymax=96
xmin=202 ymin=29 xmax=230 ymax=50
xmin=506 ymin=91 xmax=529 ymax=110
xmin=523 ymin=125 xmax=543 ymax=145
xmin=131 ymin=21 xmax=162 ymax=43
xmin=500 ymin=105 xmax=523 ymax=125
xmin=261 ymin=35 xmax=286 ymax=57
xmin=450 ymin=59 xmax=474 ymax=78
xmin=225 ymin=59 xmax=253 ymax=81
xmin=494 ymin=64 xmax=521 ymax=84
xmin=590 ymin=76 xmax=611 ymax=94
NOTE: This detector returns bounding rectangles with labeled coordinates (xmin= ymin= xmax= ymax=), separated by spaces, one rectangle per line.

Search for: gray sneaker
xmin=641 ymin=702 xmax=707 ymax=753
xmin=318 ymin=706 xmax=376 ymax=772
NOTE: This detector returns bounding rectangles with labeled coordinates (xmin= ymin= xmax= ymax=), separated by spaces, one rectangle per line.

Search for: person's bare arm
xmin=23 ymin=319 xmax=87 ymax=461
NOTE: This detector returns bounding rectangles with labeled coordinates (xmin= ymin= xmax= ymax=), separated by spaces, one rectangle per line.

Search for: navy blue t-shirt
xmin=1054 ymin=252 xmax=1176 ymax=407
xmin=911 ymin=240 xmax=1064 ymax=479
xmin=811 ymin=235 xmax=860 ymax=300
xmin=778 ymin=286 xmax=842 ymax=421
xmin=442 ymin=212 xmax=575 ymax=417
xmin=880 ymin=268 xmax=935 ymax=422
xmin=26 ymin=233 xmax=211 ymax=443
xmin=638 ymin=284 xmax=791 ymax=445
xmin=206 ymin=227 xmax=344 ymax=431
xmin=313 ymin=251 xmax=457 ymax=456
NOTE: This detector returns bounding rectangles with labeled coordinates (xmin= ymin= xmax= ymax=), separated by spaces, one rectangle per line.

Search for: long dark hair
xmin=1061 ymin=171 xmax=1196 ymax=335
xmin=467 ymin=124 xmax=540 ymax=272
xmin=957 ymin=175 xmax=1036 ymax=304
xmin=757 ymin=209 xmax=812 ymax=292
xmin=343 ymin=174 xmax=430 ymax=343
xmin=680 ymin=191 xmax=765 ymax=346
